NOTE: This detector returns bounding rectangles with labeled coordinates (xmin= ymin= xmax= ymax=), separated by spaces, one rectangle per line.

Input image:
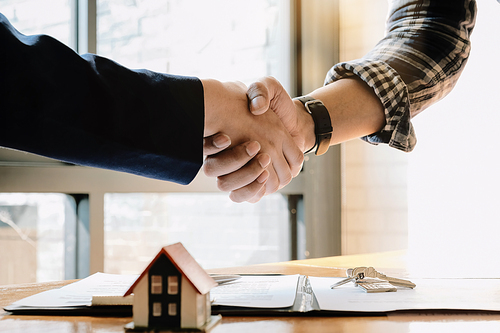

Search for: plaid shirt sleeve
xmin=325 ymin=0 xmax=477 ymax=152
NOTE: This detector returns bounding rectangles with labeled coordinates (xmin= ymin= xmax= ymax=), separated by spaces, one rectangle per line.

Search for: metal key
xmin=330 ymin=271 xmax=365 ymax=289
xmin=355 ymin=279 xmax=397 ymax=293
xmin=351 ymin=267 xmax=416 ymax=289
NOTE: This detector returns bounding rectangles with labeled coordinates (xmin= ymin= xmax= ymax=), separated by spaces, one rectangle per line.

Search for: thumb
xmin=247 ymin=81 xmax=270 ymax=115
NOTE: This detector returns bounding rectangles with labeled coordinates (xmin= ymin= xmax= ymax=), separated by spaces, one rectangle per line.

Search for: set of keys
xmin=331 ymin=266 xmax=416 ymax=293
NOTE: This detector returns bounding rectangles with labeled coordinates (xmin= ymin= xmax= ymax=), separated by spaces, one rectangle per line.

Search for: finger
xmin=216 ymin=153 xmax=271 ymax=192
xmin=203 ymin=141 xmax=261 ymax=178
xmin=247 ymin=172 xmax=269 ymax=203
xmin=265 ymin=140 xmax=295 ymax=194
xmin=247 ymin=81 xmax=270 ymax=115
xmin=264 ymin=162 xmax=283 ymax=195
xmin=283 ymin=139 xmax=305 ymax=178
xmin=229 ymin=170 xmax=269 ymax=203
xmin=203 ymin=133 xmax=231 ymax=155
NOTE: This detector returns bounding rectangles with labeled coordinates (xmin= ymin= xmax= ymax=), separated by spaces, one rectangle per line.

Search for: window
xmin=151 ymin=275 xmax=163 ymax=294
xmin=95 ymin=0 xmax=298 ymax=273
xmin=168 ymin=302 xmax=177 ymax=316
xmin=407 ymin=0 xmax=500 ymax=277
xmin=337 ymin=0 xmax=408 ymax=255
xmin=167 ymin=276 xmax=178 ymax=295
xmin=152 ymin=302 xmax=162 ymax=317
xmin=96 ymin=0 xmax=292 ymax=88
xmin=0 ymin=193 xmax=72 ymax=285
xmin=104 ymin=193 xmax=290 ymax=273
xmin=0 ymin=0 xmax=72 ymax=47
xmin=0 ymin=0 xmax=343 ymax=283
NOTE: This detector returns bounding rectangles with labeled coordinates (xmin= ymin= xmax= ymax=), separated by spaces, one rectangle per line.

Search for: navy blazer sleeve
xmin=0 ymin=14 xmax=204 ymax=185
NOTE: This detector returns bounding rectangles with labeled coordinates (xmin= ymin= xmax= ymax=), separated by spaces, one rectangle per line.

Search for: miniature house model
xmin=124 ymin=243 xmax=218 ymax=330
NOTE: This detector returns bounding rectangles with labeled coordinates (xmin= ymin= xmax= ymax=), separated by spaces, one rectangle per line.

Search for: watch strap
xmin=294 ymin=96 xmax=333 ymax=155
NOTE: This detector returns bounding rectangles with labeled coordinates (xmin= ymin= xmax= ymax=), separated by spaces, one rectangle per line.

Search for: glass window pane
xmin=167 ymin=275 xmax=178 ymax=295
xmin=151 ymin=274 xmax=163 ymax=294
xmin=153 ymin=302 xmax=162 ymax=316
xmin=0 ymin=194 xmax=67 ymax=285
xmin=104 ymin=193 xmax=290 ymax=274
xmin=168 ymin=302 xmax=176 ymax=316
xmin=96 ymin=0 xmax=290 ymax=88
xmin=0 ymin=0 xmax=72 ymax=47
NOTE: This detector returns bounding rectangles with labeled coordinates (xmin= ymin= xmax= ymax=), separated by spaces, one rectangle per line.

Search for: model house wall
xmin=132 ymin=273 xmax=149 ymax=328
xmin=124 ymin=243 xmax=217 ymax=330
xmin=180 ymin=275 xmax=210 ymax=328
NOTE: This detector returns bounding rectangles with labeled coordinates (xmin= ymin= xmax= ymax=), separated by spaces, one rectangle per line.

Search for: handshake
xmin=201 ymin=77 xmax=320 ymax=204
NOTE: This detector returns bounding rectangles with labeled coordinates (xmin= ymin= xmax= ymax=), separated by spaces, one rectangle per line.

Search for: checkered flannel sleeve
xmin=325 ymin=0 xmax=477 ymax=152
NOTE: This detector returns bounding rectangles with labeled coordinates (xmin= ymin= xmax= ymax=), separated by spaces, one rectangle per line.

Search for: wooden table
xmin=2 ymin=251 xmax=500 ymax=332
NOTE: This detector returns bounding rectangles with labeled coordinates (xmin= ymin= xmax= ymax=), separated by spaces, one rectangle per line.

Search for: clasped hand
xmin=202 ymin=77 xmax=314 ymax=203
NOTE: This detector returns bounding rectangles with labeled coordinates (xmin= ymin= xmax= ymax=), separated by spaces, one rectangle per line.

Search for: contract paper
xmin=6 ymin=272 xmax=137 ymax=309
xmin=310 ymin=277 xmax=500 ymax=312
xmin=211 ymin=275 xmax=300 ymax=308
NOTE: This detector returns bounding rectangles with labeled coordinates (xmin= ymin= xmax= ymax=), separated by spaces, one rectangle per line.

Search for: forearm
xmin=0 ymin=13 xmax=204 ymax=184
xmin=295 ymin=77 xmax=385 ymax=152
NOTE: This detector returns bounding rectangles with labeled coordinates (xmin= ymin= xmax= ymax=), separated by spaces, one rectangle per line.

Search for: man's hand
xmin=247 ymin=76 xmax=316 ymax=153
xmin=202 ymin=79 xmax=303 ymax=203
xmin=203 ymin=138 xmax=271 ymax=203
xmin=203 ymin=77 xmax=314 ymax=203
xmin=204 ymin=75 xmax=386 ymax=203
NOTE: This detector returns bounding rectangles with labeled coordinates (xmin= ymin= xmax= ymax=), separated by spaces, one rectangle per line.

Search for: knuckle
xmin=263 ymin=76 xmax=277 ymax=84
xmin=202 ymin=162 xmax=216 ymax=177
xmin=280 ymin=172 xmax=293 ymax=187
xmin=248 ymin=81 xmax=266 ymax=96
xmin=265 ymin=178 xmax=280 ymax=195
xmin=229 ymin=144 xmax=251 ymax=163
xmin=248 ymin=193 xmax=264 ymax=204
xmin=233 ymin=182 xmax=265 ymax=203
xmin=229 ymin=191 xmax=246 ymax=203
xmin=268 ymin=76 xmax=279 ymax=84
xmin=292 ymin=164 xmax=303 ymax=178
xmin=293 ymin=152 xmax=305 ymax=166
xmin=252 ymin=185 xmax=267 ymax=203
xmin=216 ymin=178 xmax=232 ymax=192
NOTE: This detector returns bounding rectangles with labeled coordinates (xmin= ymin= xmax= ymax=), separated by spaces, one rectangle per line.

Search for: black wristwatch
xmin=294 ymin=96 xmax=333 ymax=155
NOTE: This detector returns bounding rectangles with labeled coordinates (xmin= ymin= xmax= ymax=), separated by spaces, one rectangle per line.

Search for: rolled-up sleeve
xmin=325 ymin=0 xmax=477 ymax=152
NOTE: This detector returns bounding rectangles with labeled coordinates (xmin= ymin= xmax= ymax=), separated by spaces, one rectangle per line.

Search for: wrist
xmin=202 ymin=79 xmax=249 ymax=137
xmin=293 ymin=99 xmax=316 ymax=153
xmin=294 ymin=96 xmax=333 ymax=155
xmin=202 ymin=79 xmax=223 ymax=137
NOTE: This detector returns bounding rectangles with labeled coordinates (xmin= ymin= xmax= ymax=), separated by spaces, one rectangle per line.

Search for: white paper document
xmin=211 ymin=275 xmax=300 ymax=308
xmin=7 ymin=272 xmax=137 ymax=309
xmin=7 ymin=273 xmax=500 ymax=315
xmin=310 ymin=277 xmax=500 ymax=312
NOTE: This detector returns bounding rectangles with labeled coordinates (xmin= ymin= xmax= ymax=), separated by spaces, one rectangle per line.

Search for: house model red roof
xmin=124 ymin=242 xmax=217 ymax=296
